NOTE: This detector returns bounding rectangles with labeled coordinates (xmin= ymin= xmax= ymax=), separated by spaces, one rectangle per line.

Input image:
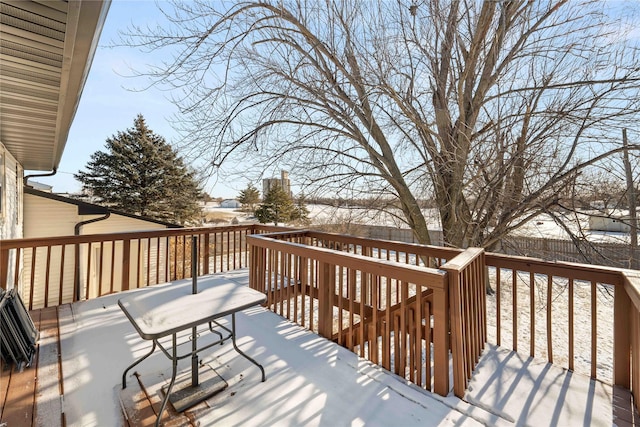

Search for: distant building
xmin=220 ymin=199 xmax=242 ymax=209
xmin=263 ymin=170 xmax=291 ymax=196
xmin=588 ymin=209 xmax=635 ymax=233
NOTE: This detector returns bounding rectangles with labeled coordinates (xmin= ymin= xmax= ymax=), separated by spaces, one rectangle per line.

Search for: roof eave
xmin=51 ymin=0 xmax=111 ymax=171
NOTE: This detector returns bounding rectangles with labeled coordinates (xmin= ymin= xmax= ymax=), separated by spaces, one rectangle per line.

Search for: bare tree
xmin=121 ymin=0 xmax=640 ymax=249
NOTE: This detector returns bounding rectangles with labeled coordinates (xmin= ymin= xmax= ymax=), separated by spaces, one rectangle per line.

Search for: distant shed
xmin=220 ymin=199 xmax=242 ymax=208
xmin=588 ymin=210 xmax=632 ymax=233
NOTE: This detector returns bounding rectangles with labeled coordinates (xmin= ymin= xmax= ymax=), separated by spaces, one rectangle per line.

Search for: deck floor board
xmin=1 ymin=309 xmax=39 ymax=426
xmin=34 ymin=306 xmax=62 ymax=427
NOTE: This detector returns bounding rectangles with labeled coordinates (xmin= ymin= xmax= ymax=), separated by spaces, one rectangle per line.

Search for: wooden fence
xmin=321 ymin=224 xmax=639 ymax=269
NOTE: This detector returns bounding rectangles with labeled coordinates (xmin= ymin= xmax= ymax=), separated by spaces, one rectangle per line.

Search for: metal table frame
xmin=118 ymin=278 xmax=266 ymax=427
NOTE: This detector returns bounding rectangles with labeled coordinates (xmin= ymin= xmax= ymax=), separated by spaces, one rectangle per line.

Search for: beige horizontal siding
xmin=21 ymin=194 xmax=171 ymax=308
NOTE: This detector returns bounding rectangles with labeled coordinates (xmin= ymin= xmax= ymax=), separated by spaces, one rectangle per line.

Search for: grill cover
xmin=0 ymin=288 xmax=39 ymax=369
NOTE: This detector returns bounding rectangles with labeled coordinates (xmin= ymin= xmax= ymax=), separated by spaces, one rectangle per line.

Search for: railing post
xmin=1 ymin=247 xmax=9 ymax=289
xmin=446 ymin=269 xmax=465 ymax=398
xmin=318 ymin=261 xmax=335 ymax=339
xmin=203 ymin=233 xmax=210 ymax=275
xmin=614 ymin=278 xmax=632 ymax=388
xmin=249 ymin=242 xmax=260 ymax=291
xmin=122 ymin=240 xmax=131 ymax=292
xmin=432 ymin=283 xmax=450 ymax=396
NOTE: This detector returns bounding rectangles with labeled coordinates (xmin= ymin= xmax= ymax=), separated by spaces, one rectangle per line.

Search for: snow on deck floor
xmin=58 ymin=269 xmax=621 ymax=426
xmin=463 ymin=345 xmax=614 ymax=427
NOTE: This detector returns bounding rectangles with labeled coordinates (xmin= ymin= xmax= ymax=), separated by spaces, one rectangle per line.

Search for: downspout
xmin=74 ymin=213 xmax=110 ymax=302
xmin=23 ymin=168 xmax=57 ymax=187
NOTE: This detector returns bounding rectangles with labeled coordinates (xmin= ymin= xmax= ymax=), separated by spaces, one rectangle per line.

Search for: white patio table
xmin=118 ymin=275 xmax=266 ymax=427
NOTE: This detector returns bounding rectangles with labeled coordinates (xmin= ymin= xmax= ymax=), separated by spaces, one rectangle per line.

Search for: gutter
xmin=23 ymin=168 xmax=57 ymax=187
xmin=74 ymin=212 xmax=110 ymax=301
xmin=74 ymin=212 xmax=110 ymax=236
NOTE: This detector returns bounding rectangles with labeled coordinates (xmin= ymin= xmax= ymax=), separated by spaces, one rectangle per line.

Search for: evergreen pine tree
xmin=292 ymin=193 xmax=310 ymax=225
xmin=75 ymin=114 xmax=202 ymax=225
xmin=255 ymin=185 xmax=296 ymax=226
xmin=238 ymin=184 xmax=261 ymax=213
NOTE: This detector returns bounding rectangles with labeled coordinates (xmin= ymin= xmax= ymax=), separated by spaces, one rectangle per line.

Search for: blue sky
xmin=35 ymin=1 xmax=241 ymax=199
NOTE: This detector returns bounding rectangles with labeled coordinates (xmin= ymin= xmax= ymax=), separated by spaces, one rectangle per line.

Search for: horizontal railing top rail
xmin=247 ymin=233 xmax=448 ymax=289
xmin=263 ymin=229 xmax=632 ymax=283
xmin=485 ymin=252 xmax=626 ymax=286
xmin=303 ymin=229 xmax=463 ymax=261
xmin=0 ymin=224 xmax=295 ymax=249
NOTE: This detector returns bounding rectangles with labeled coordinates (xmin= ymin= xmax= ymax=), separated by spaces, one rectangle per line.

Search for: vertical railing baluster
xmin=110 ymin=241 xmax=116 ymax=293
xmin=591 ymin=280 xmax=597 ymax=379
xmin=547 ymin=275 xmax=553 ymax=364
xmin=568 ymin=278 xmax=574 ymax=371
xmin=145 ymin=238 xmax=151 ymax=286
xmin=338 ymin=265 xmax=344 ymax=346
xmin=512 ymin=270 xmax=518 ymax=353
xmin=122 ymin=240 xmax=131 ymax=291
xmin=59 ymin=245 xmax=66 ymax=305
xmin=136 ymin=239 xmax=142 ymax=287
xmin=181 ymin=235 xmax=187 ymax=279
xmin=301 ymin=256 xmax=308 ymax=329
xmin=155 ymin=237 xmax=160 ymax=285
xmin=44 ymin=246 xmax=51 ymax=308
xmin=86 ymin=243 xmax=92 ymax=300
xmin=530 ymin=271 xmax=535 ymax=358
xmin=227 ymin=230 xmax=231 ymax=271
xmin=98 ymin=242 xmax=104 ymax=296
xmin=204 ymin=233 xmax=210 ymax=275
xmin=496 ymin=268 xmax=501 ymax=346
xmin=348 ymin=268 xmax=355 ymax=350
xmin=0 ymin=247 xmax=9 ymax=290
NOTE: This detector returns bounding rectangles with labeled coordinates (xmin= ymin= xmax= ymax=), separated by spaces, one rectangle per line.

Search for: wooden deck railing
xmin=621 ymin=271 xmax=640 ymax=414
xmin=248 ymin=231 xmax=452 ymax=394
xmin=247 ymin=230 xmax=488 ymax=397
xmin=1 ymin=225 xmax=637 ymax=410
xmin=484 ymin=253 xmax=640 ymax=412
xmin=442 ymin=248 xmax=486 ymax=397
xmin=0 ymin=224 xmax=287 ymax=310
xmin=248 ymin=230 xmax=638 ymax=409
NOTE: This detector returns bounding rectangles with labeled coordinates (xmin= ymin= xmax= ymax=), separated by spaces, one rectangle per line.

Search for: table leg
xmin=231 ymin=313 xmax=266 ymax=382
xmin=122 ymin=341 xmax=157 ymax=389
xmin=156 ymin=334 xmax=179 ymax=427
xmin=191 ymin=326 xmax=199 ymax=386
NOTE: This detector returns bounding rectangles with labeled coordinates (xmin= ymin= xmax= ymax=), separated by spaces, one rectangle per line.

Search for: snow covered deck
xmin=5 ymin=269 xmax=634 ymax=426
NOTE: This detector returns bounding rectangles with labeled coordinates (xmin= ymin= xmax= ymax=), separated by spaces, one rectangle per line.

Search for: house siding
xmin=0 ymin=144 xmax=23 ymax=240
xmin=0 ymin=144 xmax=24 ymax=291
xmin=22 ymin=193 xmax=171 ymax=308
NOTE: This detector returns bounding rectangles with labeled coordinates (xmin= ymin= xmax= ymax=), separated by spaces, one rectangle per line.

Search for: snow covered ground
xmin=204 ymin=204 xmax=632 ymax=244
